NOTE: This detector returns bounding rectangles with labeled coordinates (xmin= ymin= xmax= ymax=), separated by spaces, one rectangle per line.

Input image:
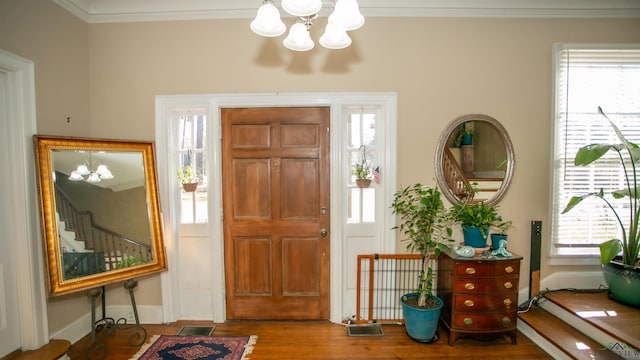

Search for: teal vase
xmin=462 ymin=225 xmax=488 ymax=248
xmin=401 ymin=293 xmax=443 ymax=343
xmin=490 ymin=234 xmax=508 ymax=250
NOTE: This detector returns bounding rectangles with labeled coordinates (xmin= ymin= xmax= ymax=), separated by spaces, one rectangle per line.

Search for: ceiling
xmin=53 ymin=0 xmax=640 ymax=23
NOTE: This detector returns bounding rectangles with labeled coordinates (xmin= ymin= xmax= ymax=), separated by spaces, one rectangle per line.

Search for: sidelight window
xmin=347 ymin=107 xmax=379 ymax=224
xmin=177 ymin=112 xmax=208 ymax=224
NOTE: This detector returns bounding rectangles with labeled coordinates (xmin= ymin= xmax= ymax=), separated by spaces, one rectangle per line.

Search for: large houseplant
xmin=391 ymin=183 xmax=454 ymax=342
xmin=562 ymin=107 xmax=640 ymax=307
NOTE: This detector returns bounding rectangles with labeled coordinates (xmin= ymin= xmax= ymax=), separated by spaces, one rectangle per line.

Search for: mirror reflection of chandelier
xmin=69 ymin=152 xmax=114 ymax=183
xmin=251 ymin=0 xmax=364 ymax=51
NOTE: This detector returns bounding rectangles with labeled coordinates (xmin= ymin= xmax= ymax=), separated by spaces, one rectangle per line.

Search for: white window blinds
xmin=551 ymin=44 xmax=640 ymax=258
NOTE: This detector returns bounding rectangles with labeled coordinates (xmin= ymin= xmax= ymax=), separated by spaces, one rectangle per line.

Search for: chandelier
xmin=250 ymin=0 xmax=364 ymax=51
xmin=69 ymin=152 xmax=114 ymax=183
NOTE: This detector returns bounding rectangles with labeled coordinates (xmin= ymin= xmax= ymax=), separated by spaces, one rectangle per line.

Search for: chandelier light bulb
xmin=87 ymin=172 xmax=101 ymax=183
xmin=69 ymin=171 xmax=84 ymax=181
xmin=319 ymin=23 xmax=351 ymax=50
xmin=75 ymin=164 xmax=90 ymax=176
xmin=281 ymin=0 xmax=322 ymax=17
xmin=328 ymin=0 xmax=365 ymax=31
xmin=251 ymin=1 xmax=286 ymax=37
xmin=283 ymin=22 xmax=315 ymax=51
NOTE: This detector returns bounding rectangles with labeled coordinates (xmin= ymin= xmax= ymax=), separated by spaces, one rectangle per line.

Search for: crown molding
xmin=53 ymin=0 xmax=640 ymax=23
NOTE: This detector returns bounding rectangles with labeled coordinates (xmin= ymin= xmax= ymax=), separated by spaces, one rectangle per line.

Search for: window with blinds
xmin=551 ymin=44 xmax=640 ymax=260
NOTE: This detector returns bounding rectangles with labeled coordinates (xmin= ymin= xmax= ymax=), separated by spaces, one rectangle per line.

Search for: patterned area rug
xmin=130 ymin=335 xmax=257 ymax=360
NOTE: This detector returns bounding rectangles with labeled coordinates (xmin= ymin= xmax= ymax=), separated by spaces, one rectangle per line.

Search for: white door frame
xmin=156 ymin=93 xmax=398 ymax=324
xmin=0 ymin=48 xmax=49 ymax=350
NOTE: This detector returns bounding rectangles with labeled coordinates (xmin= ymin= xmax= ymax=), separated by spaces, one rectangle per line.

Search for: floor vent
xmin=346 ymin=324 xmax=384 ymax=337
xmin=177 ymin=326 xmax=216 ymax=336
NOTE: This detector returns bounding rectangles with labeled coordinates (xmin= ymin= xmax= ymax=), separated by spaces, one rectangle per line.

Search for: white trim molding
xmin=0 ymin=48 xmax=49 ymax=350
xmin=53 ymin=0 xmax=640 ymax=23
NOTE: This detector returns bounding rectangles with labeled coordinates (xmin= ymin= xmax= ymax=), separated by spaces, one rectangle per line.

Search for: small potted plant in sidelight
xmin=391 ymin=183 xmax=454 ymax=342
xmin=177 ymin=165 xmax=198 ymax=192
xmin=353 ymin=161 xmax=372 ymax=188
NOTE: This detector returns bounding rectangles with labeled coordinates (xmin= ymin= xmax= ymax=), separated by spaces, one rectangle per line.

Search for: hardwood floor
xmin=68 ymin=320 xmax=552 ymax=359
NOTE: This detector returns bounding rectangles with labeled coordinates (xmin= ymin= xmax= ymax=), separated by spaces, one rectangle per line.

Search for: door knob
xmin=320 ymin=228 xmax=327 ymax=237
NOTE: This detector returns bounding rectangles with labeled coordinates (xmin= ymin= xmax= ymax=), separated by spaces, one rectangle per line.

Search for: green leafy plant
xmin=493 ymin=219 xmax=513 ymax=235
xmin=177 ymin=165 xmax=197 ymax=184
xmin=352 ymin=162 xmax=371 ymax=180
xmin=448 ymin=201 xmax=503 ymax=239
xmin=454 ymin=126 xmax=474 ymax=147
xmin=391 ymin=184 xmax=454 ymax=307
xmin=562 ymin=107 xmax=640 ymax=267
xmin=116 ymin=255 xmax=146 ymax=269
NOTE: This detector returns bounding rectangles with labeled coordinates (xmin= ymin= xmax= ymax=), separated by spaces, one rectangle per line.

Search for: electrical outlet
xmin=126 ymin=310 xmax=135 ymax=323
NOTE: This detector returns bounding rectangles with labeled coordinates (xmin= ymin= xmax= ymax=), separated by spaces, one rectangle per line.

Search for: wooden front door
xmin=222 ymin=107 xmax=330 ymax=320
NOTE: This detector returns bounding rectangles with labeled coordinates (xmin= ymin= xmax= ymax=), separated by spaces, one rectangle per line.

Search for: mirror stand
xmin=85 ymin=279 xmax=147 ymax=360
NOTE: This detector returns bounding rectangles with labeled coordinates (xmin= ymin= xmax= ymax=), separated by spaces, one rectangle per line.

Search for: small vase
xmin=490 ymin=234 xmax=508 ymax=250
xmin=356 ymin=179 xmax=371 ymax=188
xmin=182 ymin=183 xmax=198 ymax=192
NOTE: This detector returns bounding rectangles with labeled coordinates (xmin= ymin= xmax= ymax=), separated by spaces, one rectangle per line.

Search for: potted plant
xmin=391 ymin=183 xmax=454 ymax=342
xmin=454 ymin=125 xmax=474 ymax=147
xmin=353 ymin=161 xmax=372 ymax=188
xmin=449 ymin=201 xmax=503 ymax=248
xmin=177 ymin=165 xmax=198 ymax=192
xmin=562 ymin=107 xmax=640 ymax=307
xmin=490 ymin=220 xmax=513 ymax=250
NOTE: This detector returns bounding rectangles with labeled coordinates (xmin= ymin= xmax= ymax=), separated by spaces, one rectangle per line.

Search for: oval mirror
xmin=434 ymin=114 xmax=515 ymax=206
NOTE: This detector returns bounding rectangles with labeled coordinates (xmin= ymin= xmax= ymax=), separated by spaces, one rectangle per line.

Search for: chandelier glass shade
xmin=251 ymin=0 xmax=364 ymax=51
xmin=69 ymin=153 xmax=114 ymax=183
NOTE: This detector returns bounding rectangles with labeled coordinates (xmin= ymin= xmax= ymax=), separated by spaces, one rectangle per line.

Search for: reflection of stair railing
xmin=54 ymin=188 xmax=152 ymax=275
xmin=442 ymin=148 xmax=474 ymax=200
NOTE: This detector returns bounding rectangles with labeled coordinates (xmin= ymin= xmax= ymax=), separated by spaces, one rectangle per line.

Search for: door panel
xmin=222 ymin=107 xmax=330 ymax=320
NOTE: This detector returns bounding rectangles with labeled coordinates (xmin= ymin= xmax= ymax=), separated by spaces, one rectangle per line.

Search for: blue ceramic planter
xmin=602 ymin=260 xmax=640 ymax=307
xmin=490 ymin=234 xmax=508 ymax=250
xmin=401 ymin=293 xmax=443 ymax=343
xmin=462 ymin=225 xmax=488 ymax=248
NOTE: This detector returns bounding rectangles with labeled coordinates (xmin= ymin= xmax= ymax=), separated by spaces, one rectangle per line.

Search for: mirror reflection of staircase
xmin=518 ymin=289 xmax=639 ymax=359
xmin=55 ymin=188 xmax=152 ymax=279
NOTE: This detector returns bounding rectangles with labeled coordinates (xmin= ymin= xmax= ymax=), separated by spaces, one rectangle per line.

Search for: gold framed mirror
xmin=434 ymin=114 xmax=515 ymax=206
xmin=34 ymin=136 xmax=167 ymax=296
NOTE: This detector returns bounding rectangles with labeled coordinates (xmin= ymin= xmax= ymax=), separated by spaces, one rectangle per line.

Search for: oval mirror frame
xmin=434 ymin=114 xmax=515 ymax=206
xmin=34 ymin=135 xmax=167 ymax=296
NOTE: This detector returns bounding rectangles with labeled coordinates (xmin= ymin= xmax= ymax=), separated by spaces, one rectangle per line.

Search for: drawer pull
xmin=464 ymin=300 xmax=475 ymax=307
xmin=505 ymin=266 xmax=514 ymax=273
xmin=504 ymin=281 xmax=513 ymax=289
xmin=502 ymin=317 xmax=511 ymax=324
xmin=464 ymin=283 xmax=475 ymax=290
xmin=465 ymin=267 xmax=476 ymax=275
xmin=463 ymin=318 xmax=473 ymax=325
xmin=503 ymin=298 xmax=512 ymax=306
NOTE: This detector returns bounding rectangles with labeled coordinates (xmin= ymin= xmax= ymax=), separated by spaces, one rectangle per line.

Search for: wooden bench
xmin=1 ymin=339 xmax=71 ymax=360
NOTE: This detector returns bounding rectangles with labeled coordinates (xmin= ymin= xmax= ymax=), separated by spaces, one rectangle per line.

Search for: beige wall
xmin=2 ymin=0 xmax=640 ymax=337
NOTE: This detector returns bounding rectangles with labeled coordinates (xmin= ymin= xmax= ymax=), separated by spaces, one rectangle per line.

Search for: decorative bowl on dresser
xmin=437 ymin=249 xmax=522 ymax=345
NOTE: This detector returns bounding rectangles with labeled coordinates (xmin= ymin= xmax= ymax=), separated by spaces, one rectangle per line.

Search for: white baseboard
xmin=539 ymin=271 xmax=605 ymax=292
xmin=517 ymin=319 xmax=571 ymax=360
xmin=49 ymin=305 xmax=164 ymax=345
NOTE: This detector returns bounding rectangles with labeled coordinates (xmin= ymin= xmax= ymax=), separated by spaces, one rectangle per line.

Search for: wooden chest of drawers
xmin=437 ymin=250 xmax=522 ymax=345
